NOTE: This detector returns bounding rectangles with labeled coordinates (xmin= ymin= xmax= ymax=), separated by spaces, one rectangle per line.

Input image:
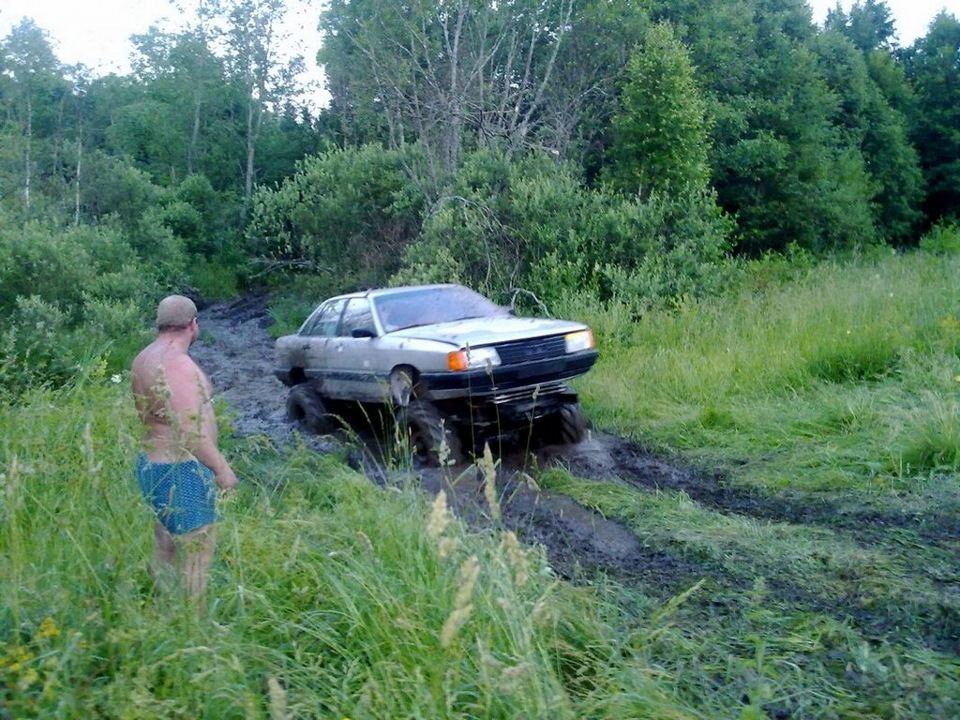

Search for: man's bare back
xmin=131 ymin=298 xmax=236 ymax=489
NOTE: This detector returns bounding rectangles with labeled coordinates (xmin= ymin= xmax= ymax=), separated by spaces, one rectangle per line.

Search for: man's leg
xmin=178 ymin=524 xmax=216 ymax=602
xmin=152 ymin=520 xmax=178 ymax=586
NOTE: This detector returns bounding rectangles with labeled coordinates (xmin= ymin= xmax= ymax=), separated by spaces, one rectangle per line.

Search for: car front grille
xmin=492 ymin=380 xmax=568 ymax=405
xmin=494 ymin=335 xmax=566 ymax=366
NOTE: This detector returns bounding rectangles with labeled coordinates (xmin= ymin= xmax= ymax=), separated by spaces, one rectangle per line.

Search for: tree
xmin=604 ymin=22 xmax=711 ymax=197
xmin=903 ymin=12 xmax=960 ymax=224
xmin=825 ymin=0 xmax=898 ymax=52
xmin=0 ymin=20 xmax=68 ymax=215
xmin=811 ymin=30 xmax=923 ymax=242
xmin=130 ymin=24 xmax=232 ymax=181
xmin=659 ymin=0 xmax=880 ymax=253
xmin=220 ymin=0 xmax=306 ymax=215
xmin=319 ymin=0 xmax=578 ymax=193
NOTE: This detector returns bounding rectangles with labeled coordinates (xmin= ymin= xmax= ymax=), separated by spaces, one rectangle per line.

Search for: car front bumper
xmin=420 ymin=349 xmax=599 ymax=401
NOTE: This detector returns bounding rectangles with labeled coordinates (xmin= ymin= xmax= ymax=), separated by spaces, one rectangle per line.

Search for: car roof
xmin=327 ymin=283 xmax=464 ymax=302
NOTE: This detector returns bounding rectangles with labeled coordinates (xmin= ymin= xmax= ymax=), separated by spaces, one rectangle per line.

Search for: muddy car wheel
xmin=542 ymin=402 xmax=586 ymax=445
xmin=559 ymin=402 xmax=587 ymax=444
xmin=286 ymin=385 xmax=333 ymax=434
xmin=397 ymin=399 xmax=464 ymax=468
xmin=389 ymin=367 xmax=415 ymax=407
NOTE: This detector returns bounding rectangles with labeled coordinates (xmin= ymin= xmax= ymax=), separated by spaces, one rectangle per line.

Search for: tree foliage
xmin=902 ymin=12 xmax=960 ymax=225
xmin=248 ymin=144 xmax=426 ymax=290
xmin=825 ymin=0 xmax=898 ymax=53
xmin=604 ymin=21 xmax=711 ymax=197
xmin=395 ymin=148 xmax=730 ymax=309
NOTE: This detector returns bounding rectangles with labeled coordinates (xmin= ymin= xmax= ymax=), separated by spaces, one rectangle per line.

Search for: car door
xmin=296 ymin=298 xmax=346 ymax=389
xmin=327 ymin=297 xmax=383 ymax=402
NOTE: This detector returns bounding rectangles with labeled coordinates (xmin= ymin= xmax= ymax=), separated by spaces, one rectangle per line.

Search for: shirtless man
xmin=131 ymin=295 xmax=238 ymax=603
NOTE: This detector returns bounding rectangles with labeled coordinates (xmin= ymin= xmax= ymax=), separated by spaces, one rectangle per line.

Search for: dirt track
xmin=191 ymin=297 xmax=960 ymax=652
xmin=190 ymin=295 xmax=724 ymax=586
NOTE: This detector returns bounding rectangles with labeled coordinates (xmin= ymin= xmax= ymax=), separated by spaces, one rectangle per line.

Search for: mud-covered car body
xmin=275 ymin=283 xmax=598 ymax=462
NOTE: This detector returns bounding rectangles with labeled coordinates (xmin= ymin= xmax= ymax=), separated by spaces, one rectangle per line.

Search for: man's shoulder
xmin=165 ymin=351 xmax=203 ymax=376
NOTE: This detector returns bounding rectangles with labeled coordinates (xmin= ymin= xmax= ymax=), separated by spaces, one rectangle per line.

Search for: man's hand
xmin=216 ymin=464 xmax=239 ymax=491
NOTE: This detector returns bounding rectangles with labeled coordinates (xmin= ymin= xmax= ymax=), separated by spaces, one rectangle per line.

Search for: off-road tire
xmin=542 ymin=402 xmax=586 ymax=445
xmin=396 ymin=399 xmax=464 ymax=468
xmin=286 ymin=384 xmax=333 ymax=434
xmin=389 ymin=367 xmax=415 ymax=407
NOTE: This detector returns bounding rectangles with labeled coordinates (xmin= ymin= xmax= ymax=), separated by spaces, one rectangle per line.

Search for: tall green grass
xmin=574 ymin=251 xmax=960 ymax=490
xmin=0 ymin=373 xmax=704 ymax=718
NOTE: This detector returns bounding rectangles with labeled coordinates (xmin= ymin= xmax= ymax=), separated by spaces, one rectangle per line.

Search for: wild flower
xmin=17 ymin=667 xmax=40 ymax=692
xmin=36 ymin=617 xmax=60 ymax=640
xmin=1 ymin=646 xmax=33 ymax=690
xmin=437 ymin=418 xmax=454 ymax=467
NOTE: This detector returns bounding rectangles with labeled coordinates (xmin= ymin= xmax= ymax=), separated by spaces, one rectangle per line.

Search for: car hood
xmin=390 ymin=316 xmax=587 ymax=347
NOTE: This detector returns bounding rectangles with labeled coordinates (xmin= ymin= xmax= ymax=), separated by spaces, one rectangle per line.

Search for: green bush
xmin=0 ymin=220 xmax=170 ymax=391
xmin=919 ymin=221 xmax=960 ymax=255
xmin=248 ymin=143 xmax=427 ymax=290
xmin=401 ymin=148 xmax=731 ymax=310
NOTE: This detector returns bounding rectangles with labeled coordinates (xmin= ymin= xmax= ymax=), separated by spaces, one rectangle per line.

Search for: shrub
xmin=400 ymin=148 xmax=730 ymax=311
xmin=919 ymin=222 xmax=960 ymax=255
xmin=248 ymin=143 xmax=426 ymax=290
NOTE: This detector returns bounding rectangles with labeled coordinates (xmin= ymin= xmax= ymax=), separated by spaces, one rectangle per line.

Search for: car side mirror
xmin=351 ymin=327 xmax=376 ymax=339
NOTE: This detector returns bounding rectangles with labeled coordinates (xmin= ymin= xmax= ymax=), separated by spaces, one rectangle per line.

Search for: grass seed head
xmin=501 ymin=530 xmax=529 ymax=587
xmin=428 ymin=489 xmax=451 ymax=538
xmin=481 ymin=443 xmax=501 ymax=521
xmin=267 ymin=676 xmax=288 ymax=720
xmin=440 ymin=604 xmax=474 ymax=648
xmin=355 ymin=530 xmax=374 ymax=554
xmin=455 ymin=555 xmax=480 ymax=608
xmin=438 ymin=537 xmax=460 ymax=559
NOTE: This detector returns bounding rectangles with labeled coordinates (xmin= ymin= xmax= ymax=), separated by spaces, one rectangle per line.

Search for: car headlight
xmin=447 ymin=346 xmax=501 ymax=371
xmin=565 ymin=329 xmax=595 ymax=353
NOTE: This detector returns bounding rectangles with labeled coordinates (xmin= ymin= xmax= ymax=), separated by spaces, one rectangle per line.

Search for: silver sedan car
xmin=275 ymin=284 xmax=598 ymax=465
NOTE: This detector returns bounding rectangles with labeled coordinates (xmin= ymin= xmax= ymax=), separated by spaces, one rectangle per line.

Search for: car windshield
xmin=373 ymin=286 xmax=509 ymax=333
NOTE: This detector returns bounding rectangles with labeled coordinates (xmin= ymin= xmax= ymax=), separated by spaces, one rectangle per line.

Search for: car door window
xmin=302 ymin=299 xmax=346 ymax=337
xmin=340 ymin=298 xmax=374 ymax=337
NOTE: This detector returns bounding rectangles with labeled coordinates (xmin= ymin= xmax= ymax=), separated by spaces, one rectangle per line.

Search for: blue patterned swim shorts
xmin=136 ymin=453 xmax=218 ymax=535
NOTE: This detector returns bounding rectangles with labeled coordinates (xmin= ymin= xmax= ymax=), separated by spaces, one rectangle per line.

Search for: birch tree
xmin=320 ymin=0 xmax=577 ymax=191
xmin=220 ymin=0 xmax=305 ymax=215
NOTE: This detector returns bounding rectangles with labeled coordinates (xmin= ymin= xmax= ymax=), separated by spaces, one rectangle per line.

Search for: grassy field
xmin=1 ymin=249 xmax=958 ymax=717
